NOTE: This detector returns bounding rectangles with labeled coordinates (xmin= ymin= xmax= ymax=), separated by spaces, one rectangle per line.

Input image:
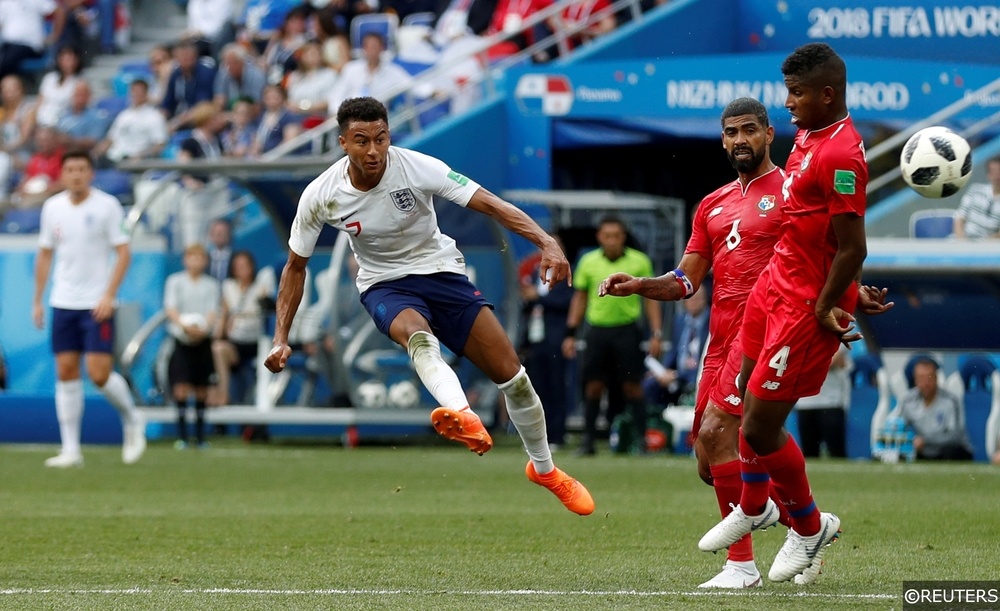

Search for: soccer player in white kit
xmin=265 ymin=97 xmax=594 ymax=515
xmin=33 ymin=150 xmax=147 ymax=467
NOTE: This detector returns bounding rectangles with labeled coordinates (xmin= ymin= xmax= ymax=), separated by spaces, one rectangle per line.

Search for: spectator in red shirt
xmin=10 ymin=126 xmax=65 ymax=209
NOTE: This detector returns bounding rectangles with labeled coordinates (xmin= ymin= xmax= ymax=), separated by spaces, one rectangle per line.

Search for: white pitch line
xmin=0 ymin=587 xmax=897 ymax=600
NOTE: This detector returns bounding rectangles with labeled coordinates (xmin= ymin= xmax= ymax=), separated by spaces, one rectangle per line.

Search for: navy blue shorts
xmin=51 ymin=308 xmax=115 ymax=355
xmin=360 ymin=272 xmax=491 ymax=356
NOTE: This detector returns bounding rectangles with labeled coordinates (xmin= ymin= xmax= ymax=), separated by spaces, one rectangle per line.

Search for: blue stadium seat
xmin=93 ymin=169 xmax=134 ymax=205
xmin=910 ymin=209 xmax=955 ymax=238
xmin=1 ymin=208 xmax=42 ymax=234
xmin=848 ymin=353 xmax=883 ymax=459
xmin=350 ymin=13 xmax=399 ymax=56
xmin=95 ymin=95 xmax=129 ymax=121
xmin=957 ymin=355 xmax=997 ymax=461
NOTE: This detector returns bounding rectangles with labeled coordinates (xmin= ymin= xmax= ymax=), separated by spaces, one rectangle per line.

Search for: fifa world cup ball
xmin=899 ymin=126 xmax=972 ymax=198
xmin=356 ymin=380 xmax=387 ymax=409
xmin=387 ymin=380 xmax=420 ymax=409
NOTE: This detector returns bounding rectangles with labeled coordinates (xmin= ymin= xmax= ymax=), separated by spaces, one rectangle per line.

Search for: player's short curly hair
xmin=721 ymin=97 xmax=768 ymax=128
xmin=337 ymin=97 xmax=389 ymax=131
xmin=781 ymin=43 xmax=846 ymax=95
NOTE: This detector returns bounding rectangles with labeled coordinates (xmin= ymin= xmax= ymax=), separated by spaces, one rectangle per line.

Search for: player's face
xmin=722 ymin=114 xmax=772 ymax=173
xmin=783 ymin=76 xmax=832 ymax=131
xmin=60 ymin=157 xmax=94 ymax=194
xmin=340 ymin=120 xmax=391 ymax=182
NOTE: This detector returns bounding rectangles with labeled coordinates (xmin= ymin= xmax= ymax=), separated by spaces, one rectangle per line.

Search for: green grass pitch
xmin=2 ymin=434 xmax=999 ymax=610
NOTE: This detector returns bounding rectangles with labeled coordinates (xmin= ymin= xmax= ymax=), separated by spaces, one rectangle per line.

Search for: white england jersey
xmin=289 ymin=146 xmax=481 ymax=293
xmin=38 ymin=188 xmax=130 ymax=310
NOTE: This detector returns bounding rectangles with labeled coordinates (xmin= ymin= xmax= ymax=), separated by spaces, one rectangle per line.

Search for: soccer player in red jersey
xmin=697 ymin=42 xmax=874 ymax=583
xmin=601 ymin=97 xmax=786 ymax=588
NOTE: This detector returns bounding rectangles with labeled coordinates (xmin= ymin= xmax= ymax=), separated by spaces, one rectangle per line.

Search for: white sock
xmin=407 ymin=331 xmax=469 ymax=410
xmin=97 ymin=371 xmax=139 ymax=425
xmin=55 ymin=379 xmax=85 ymax=457
xmin=498 ymin=366 xmax=554 ymax=474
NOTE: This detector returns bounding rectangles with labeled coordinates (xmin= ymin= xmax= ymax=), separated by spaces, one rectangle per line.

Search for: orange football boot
xmin=526 ymin=461 xmax=595 ymax=515
xmin=430 ymin=407 xmax=493 ymax=455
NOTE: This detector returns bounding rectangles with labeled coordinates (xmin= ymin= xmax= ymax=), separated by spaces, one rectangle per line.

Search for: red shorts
xmin=707 ymin=334 xmax=746 ymax=418
xmin=691 ymin=300 xmax=745 ymax=439
xmin=736 ymin=278 xmax=843 ymax=403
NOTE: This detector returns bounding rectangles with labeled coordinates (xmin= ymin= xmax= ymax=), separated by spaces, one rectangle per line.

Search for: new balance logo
xmin=723 ymin=394 xmax=741 ymax=406
xmin=761 ymin=380 xmax=780 ymax=390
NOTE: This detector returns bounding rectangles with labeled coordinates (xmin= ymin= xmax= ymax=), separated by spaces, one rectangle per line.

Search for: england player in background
xmin=33 ymin=150 xmax=147 ymax=468
xmin=264 ymin=97 xmax=594 ymax=516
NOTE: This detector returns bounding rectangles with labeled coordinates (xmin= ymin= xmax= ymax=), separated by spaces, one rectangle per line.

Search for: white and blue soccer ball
xmin=356 ymin=380 xmax=387 ymax=409
xmin=900 ymin=126 xmax=972 ymax=198
xmin=387 ymin=380 xmax=420 ymax=409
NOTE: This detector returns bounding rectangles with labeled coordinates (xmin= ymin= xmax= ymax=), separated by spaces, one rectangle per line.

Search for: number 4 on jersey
xmin=768 ymin=345 xmax=790 ymax=377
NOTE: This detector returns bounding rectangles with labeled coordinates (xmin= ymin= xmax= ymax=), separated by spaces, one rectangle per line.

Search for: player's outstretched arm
xmin=466 ymin=187 xmax=570 ymax=287
xmin=599 ymin=253 xmax=711 ymax=301
xmin=265 ymin=250 xmax=309 ymax=373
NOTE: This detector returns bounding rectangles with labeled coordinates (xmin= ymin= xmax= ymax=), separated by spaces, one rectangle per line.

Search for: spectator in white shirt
xmin=0 ymin=0 xmax=65 ymax=80
xmin=326 ymin=33 xmax=413 ymax=114
xmin=94 ymin=78 xmax=169 ymax=167
xmin=954 ymin=156 xmax=1000 ymax=239
xmin=186 ymin=0 xmax=235 ymax=56
xmin=34 ymin=46 xmax=84 ymax=128
xmin=286 ymin=41 xmax=338 ymax=116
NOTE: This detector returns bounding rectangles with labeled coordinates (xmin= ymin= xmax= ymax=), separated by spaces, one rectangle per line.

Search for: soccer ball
xmin=387 ymin=380 xmax=420 ymax=409
xmin=900 ymin=126 xmax=972 ymax=198
xmin=356 ymin=380 xmax=387 ymax=409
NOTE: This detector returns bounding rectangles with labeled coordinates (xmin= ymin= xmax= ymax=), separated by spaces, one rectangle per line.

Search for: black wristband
xmin=565 ymin=326 xmax=577 ymax=339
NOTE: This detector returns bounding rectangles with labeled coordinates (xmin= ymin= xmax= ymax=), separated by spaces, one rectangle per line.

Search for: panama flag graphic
xmin=514 ymin=74 xmax=574 ymax=116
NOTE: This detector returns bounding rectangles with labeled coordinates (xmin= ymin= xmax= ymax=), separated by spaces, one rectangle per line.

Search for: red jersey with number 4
xmin=687 ymin=166 xmax=786 ymax=339
xmin=770 ymin=115 xmax=867 ymax=313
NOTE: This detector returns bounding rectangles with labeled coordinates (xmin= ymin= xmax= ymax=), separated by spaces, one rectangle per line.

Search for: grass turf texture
xmin=2 ymin=435 xmax=999 ymax=610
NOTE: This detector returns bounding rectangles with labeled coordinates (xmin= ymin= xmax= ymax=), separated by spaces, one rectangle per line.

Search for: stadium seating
xmin=401 ymin=12 xmax=436 ymax=28
xmin=350 ymin=13 xmax=400 ymax=57
xmin=847 ymin=352 xmax=882 ymax=459
xmin=909 ymin=209 xmax=955 ymax=238
xmin=1 ymin=208 xmax=42 ymax=234
xmin=948 ymin=355 xmax=999 ymax=461
xmin=93 ymin=168 xmax=135 ymax=206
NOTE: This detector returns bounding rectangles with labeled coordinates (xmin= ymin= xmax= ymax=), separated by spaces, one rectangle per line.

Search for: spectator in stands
xmin=164 ymin=243 xmax=221 ymax=449
xmin=146 ymin=44 xmax=175 ymax=105
xmin=382 ymin=0 xmax=437 ymax=23
xmin=213 ymin=43 xmax=267 ymax=111
xmin=1 ymin=75 xmax=36 ymax=200
xmin=58 ymin=0 xmax=100 ymax=59
xmin=220 ymin=96 xmax=258 ymax=158
xmin=433 ymin=0 xmax=499 ymax=39
xmin=33 ymin=46 xmax=85 ymax=128
xmin=899 ymin=357 xmax=974 ymax=461
xmin=539 ymin=0 xmax=616 ymax=59
xmin=518 ymin=232 xmax=574 ymax=449
xmin=0 ymin=0 xmax=65 ymax=80
xmin=177 ymin=101 xmax=228 ymax=247
xmin=160 ymin=39 xmax=218 ymax=132
xmin=8 ymin=126 xmax=64 ymax=209
xmin=954 ymin=155 xmax=1000 ymax=239
xmin=310 ymin=6 xmax=351 ymax=73
xmin=237 ymin=0 xmax=304 ymax=54
xmin=563 ymin=215 xmax=663 ymax=456
xmin=794 ymin=344 xmax=851 ymax=458
xmin=485 ymin=0 xmax=546 ymax=60
xmin=643 ymin=284 xmax=708 ymax=409
xmin=186 ymin=0 xmax=235 ymax=57
xmin=286 ymin=41 xmax=338 ymax=116
xmin=206 ymin=217 xmax=233 ymax=284
xmin=249 ymin=84 xmax=302 ymax=157
xmin=211 ymin=250 xmax=276 ymax=406
xmin=260 ymin=4 xmax=310 ymax=85
xmin=94 ymin=78 xmax=168 ymax=167
xmin=96 ymin=0 xmax=121 ymax=54
xmin=56 ymin=80 xmax=111 ymax=151
xmin=326 ymin=33 xmax=413 ymax=114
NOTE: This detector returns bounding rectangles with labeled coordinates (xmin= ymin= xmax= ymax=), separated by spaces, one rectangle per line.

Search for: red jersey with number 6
xmin=770 ymin=115 xmax=867 ymax=313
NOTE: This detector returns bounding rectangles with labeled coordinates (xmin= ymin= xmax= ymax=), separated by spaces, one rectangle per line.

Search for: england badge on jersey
xmin=514 ymin=74 xmax=574 ymax=116
xmin=757 ymin=195 xmax=776 ymax=214
xmin=390 ymin=188 xmax=416 ymax=212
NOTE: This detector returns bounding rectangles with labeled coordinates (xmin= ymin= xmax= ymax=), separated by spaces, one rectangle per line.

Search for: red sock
xmin=769 ymin=483 xmax=793 ymax=528
xmin=759 ymin=436 xmax=820 ymax=535
xmin=711 ymin=460 xmax=753 ymax=562
xmin=738 ymin=429 xmax=771 ymax=515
